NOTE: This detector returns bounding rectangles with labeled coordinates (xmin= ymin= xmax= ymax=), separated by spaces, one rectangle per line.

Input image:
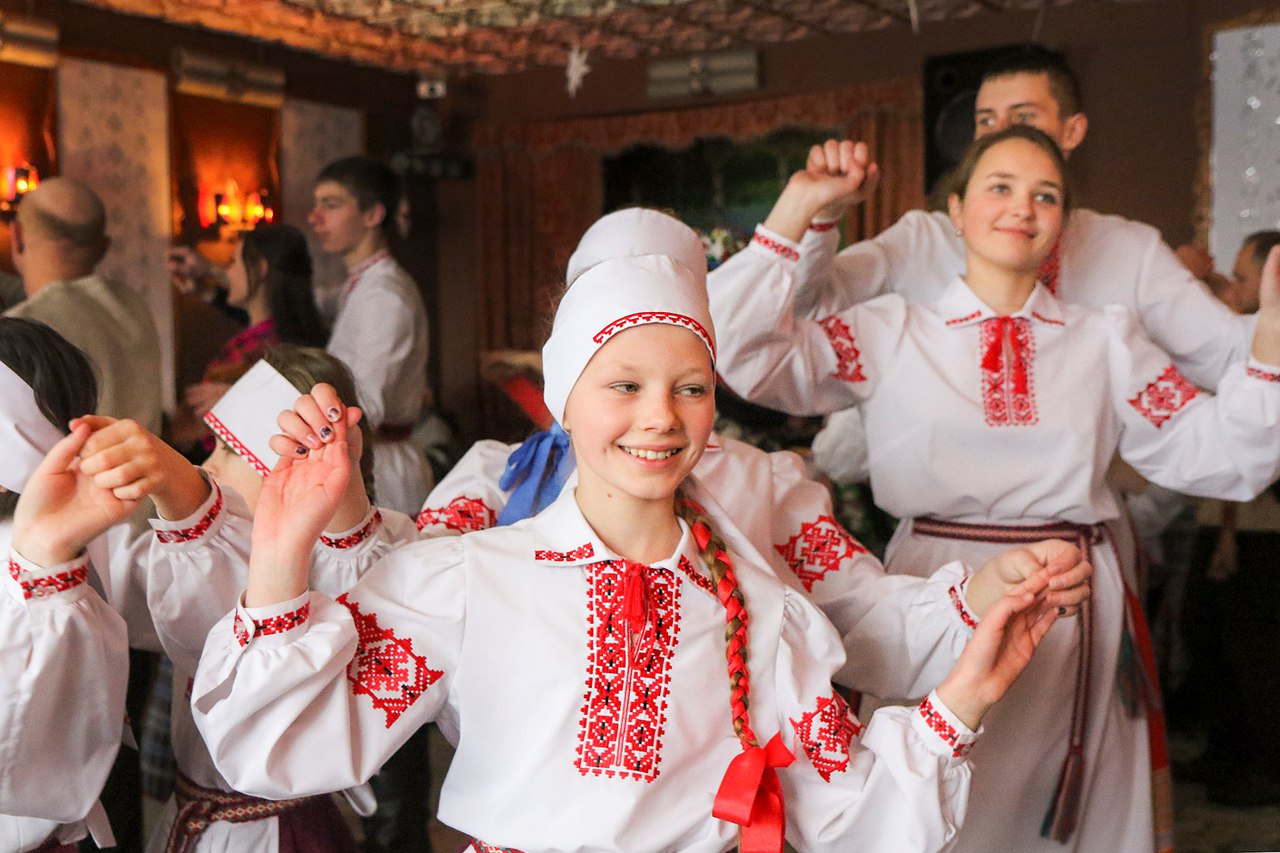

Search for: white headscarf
xmin=204 ymin=360 xmax=301 ymax=477
xmin=0 ymin=359 xmax=67 ymax=493
xmin=542 ymin=209 xmax=715 ymax=424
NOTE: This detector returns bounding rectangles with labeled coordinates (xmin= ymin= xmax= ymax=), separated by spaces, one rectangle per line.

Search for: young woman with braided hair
xmin=191 ymin=210 xmax=1068 ymax=852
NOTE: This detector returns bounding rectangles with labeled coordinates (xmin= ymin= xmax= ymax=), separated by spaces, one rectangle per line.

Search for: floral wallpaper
xmin=58 ymin=57 xmax=175 ymax=409
xmin=280 ymin=99 xmax=363 ymax=323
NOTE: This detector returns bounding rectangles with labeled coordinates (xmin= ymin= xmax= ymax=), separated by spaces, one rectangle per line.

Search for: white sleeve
xmin=792 ymin=214 xmax=934 ymax=319
xmin=709 ymin=226 xmax=906 ymax=416
xmin=311 ymin=506 xmax=423 ymax=589
xmin=0 ymin=551 xmax=127 ymax=822
xmin=143 ymin=481 xmax=254 ymax=674
xmin=192 ymin=537 xmax=466 ymax=799
xmin=1108 ymin=306 xmax=1280 ymax=500
xmin=776 ymin=591 xmax=973 ymax=852
xmin=328 ymin=286 xmax=420 ymax=430
xmin=1129 ymin=229 xmax=1256 ymax=391
xmin=415 ymin=440 xmax=513 ymax=536
xmin=809 ymin=408 xmax=870 ymax=485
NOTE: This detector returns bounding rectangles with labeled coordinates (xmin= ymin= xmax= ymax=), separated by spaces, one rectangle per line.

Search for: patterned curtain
xmin=474 ymin=76 xmax=923 ymax=355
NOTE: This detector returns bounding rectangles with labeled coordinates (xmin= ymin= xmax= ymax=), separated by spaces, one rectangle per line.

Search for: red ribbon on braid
xmin=713 ymin=732 xmax=795 ymax=853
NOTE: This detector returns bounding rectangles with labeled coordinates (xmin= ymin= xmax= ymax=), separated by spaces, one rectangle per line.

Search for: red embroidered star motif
xmin=338 ymin=595 xmax=442 ymax=728
xmin=417 ymin=496 xmax=497 ymax=533
xmin=774 ymin=516 xmax=866 ymax=591
xmin=790 ymin=692 xmax=862 ymax=782
xmin=1129 ymin=365 xmax=1199 ymax=428
xmin=818 ymin=316 xmax=867 ymax=383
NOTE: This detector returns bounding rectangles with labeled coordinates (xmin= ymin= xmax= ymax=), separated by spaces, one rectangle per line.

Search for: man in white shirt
xmin=309 ymin=156 xmax=432 ymax=517
xmin=791 ymin=44 xmax=1253 ymax=392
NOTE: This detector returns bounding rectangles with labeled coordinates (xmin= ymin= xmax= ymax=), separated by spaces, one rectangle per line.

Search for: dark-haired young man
xmin=310 ymin=156 xmax=431 ymax=515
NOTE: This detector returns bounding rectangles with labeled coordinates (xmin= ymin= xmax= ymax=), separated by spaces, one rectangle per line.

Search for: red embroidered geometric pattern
xmin=673 ymin=555 xmax=714 ymax=596
xmin=203 ymin=411 xmax=270 ymax=476
xmin=1128 ymin=364 xmax=1199 ymax=428
xmin=321 ymin=510 xmax=383 ymax=549
xmin=808 ymin=219 xmax=839 ymax=233
xmin=417 ymin=496 xmax=497 ymax=533
xmin=8 ymin=557 xmax=88 ymax=601
xmin=1247 ymin=365 xmax=1280 ymax=383
xmin=790 ymin=691 xmax=863 ymax=782
xmin=593 ymin=312 xmax=716 ymax=360
xmin=535 ymin=543 xmax=595 ymax=562
xmin=946 ymin=311 xmax=982 ymax=326
xmin=470 ymin=843 xmax=525 ymax=853
xmin=233 ymin=602 xmax=311 ymax=647
xmin=575 ymin=560 xmax=679 ymax=782
xmin=751 ymin=230 xmax=800 ymax=261
xmin=1038 ymin=238 xmax=1062 ymax=295
xmin=1031 ymin=311 xmax=1064 ymax=326
xmin=948 ymin=579 xmax=978 ymax=630
xmin=155 ymin=484 xmax=224 ymax=544
xmin=774 ymin=515 xmax=867 ymax=592
xmin=337 ymin=594 xmax=442 ymax=728
xmin=980 ymin=316 xmax=1038 ymax=426
xmin=818 ymin=316 xmax=867 ymax=383
xmin=919 ymin=695 xmax=972 ymax=758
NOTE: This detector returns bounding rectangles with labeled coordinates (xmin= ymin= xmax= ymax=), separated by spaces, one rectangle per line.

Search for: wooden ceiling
xmin=71 ymin=0 xmax=1153 ymax=77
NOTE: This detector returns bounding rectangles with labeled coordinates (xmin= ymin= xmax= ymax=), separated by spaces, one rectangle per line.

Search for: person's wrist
xmin=935 ymin=676 xmax=986 ymax=731
xmin=12 ymin=527 xmax=81 ymax=568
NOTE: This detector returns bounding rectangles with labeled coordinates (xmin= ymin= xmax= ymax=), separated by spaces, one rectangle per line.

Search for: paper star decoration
xmin=566 ymin=43 xmax=591 ymax=98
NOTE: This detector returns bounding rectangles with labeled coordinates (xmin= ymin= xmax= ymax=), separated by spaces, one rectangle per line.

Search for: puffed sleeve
xmin=311 ymin=506 xmax=423 ymax=592
xmin=192 ymin=536 xmax=466 ymax=800
xmin=774 ymin=590 xmax=974 ymax=852
xmin=760 ymin=449 xmax=975 ymax=698
xmin=142 ymin=480 xmax=254 ymax=674
xmin=415 ymin=441 xmax=511 ymax=537
xmin=792 ymin=219 xmax=894 ymax=318
xmin=0 ymin=550 xmax=128 ymax=822
xmin=708 ymin=226 xmax=907 ymax=415
xmin=1106 ymin=306 xmax=1280 ymax=500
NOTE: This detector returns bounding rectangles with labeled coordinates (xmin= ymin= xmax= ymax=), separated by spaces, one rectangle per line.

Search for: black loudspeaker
xmin=923 ymin=45 xmax=1027 ymax=197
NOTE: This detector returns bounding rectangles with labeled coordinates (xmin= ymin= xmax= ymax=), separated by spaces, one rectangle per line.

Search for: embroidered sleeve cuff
xmin=232 ymin=591 xmax=312 ymax=649
xmin=749 ymin=225 xmax=801 ymax=264
xmin=7 ymin=550 xmax=91 ymax=603
xmin=807 ymin=217 xmax=841 ymax=232
xmin=948 ymin=573 xmax=980 ymax=631
xmin=1245 ymin=358 xmax=1280 ymax=384
xmin=150 ymin=475 xmax=223 ymax=547
xmin=319 ymin=506 xmax=383 ymax=552
xmin=914 ymin=690 xmax=979 ymax=759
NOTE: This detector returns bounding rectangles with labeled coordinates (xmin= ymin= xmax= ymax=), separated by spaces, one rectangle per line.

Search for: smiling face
xmin=949 ymin=136 xmax=1065 ymax=280
xmin=561 ymin=323 xmax=715 ymax=513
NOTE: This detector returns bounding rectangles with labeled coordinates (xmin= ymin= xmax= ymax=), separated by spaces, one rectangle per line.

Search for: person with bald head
xmin=6 ymin=177 xmax=163 ymax=434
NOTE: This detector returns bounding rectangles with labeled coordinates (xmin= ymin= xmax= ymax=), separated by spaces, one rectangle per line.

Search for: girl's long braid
xmin=675 ymin=490 xmax=758 ymax=750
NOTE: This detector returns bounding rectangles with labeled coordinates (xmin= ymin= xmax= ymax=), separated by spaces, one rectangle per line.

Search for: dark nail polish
xmin=295 ymin=446 xmax=308 ymax=456
xmin=326 ymin=406 xmax=341 ymax=422
xmin=319 ymin=426 xmax=333 ymax=440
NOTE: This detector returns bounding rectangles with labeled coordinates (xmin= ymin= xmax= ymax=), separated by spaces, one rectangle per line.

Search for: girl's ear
xmin=947 ymin=194 xmax=964 ymax=234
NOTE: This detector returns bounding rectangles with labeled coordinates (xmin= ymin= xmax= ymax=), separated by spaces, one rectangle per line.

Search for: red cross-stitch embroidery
xmin=203 ymin=411 xmax=270 ymax=476
xmin=980 ymin=316 xmax=1038 ymax=426
xmin=774 ymin=516 xmax=866 ymax=592
xmin=674 ymin=555 xmax=714 ymax=596
xmin=790 ymin=692 xmax=863 ymax=782
xmin=233 ymin=602 xmax=311 ymax=647
xmin=808 ymin=219 xmax=839 ymax=233
xmin=751 ymin=230 xmax=800 ymax=262
xmin=535 ymin=543 xmax=595 ymax=562
xmin=471 ymin=843 xmax=524 ymax=853
xmin=321 ymin=510 xmax=383 ymax=549
xmin=8 ymin=558 xmax=88 ymax=601
xmin=1038 ymin=238 xmax=1062 ymax=295
xmin=818 ymin=316 xmax=867 ymax=383
xmin=575 ymin=560 xmax=679 ymax=782
xmin=338 ymin=594 xmax=442 ymax=728
xmin=919 ymin=695 xmax=972 ymax=758
xmin=948 ymin=579 xmax=978 ymax=630
xmin=1031 ymin=311 xmax=1064 ymax=327
xmin=1128 ymin=364 xmax=1199 ymax=428
xmin=417 ymin=496 xmax=497 ymax=533
xmin=946 ymin=311 xmax=982 ymax=326
xmin=155 ymin=484 xmax=223 ymax=544
xmin=593 ymin=312 xmax=716 ymax=359
xmin=1248 ymin=365 xmax=1280 ymax=383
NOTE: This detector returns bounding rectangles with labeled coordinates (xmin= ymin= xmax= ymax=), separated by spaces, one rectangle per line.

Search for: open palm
xmin=253 ymin=437 xmax=351 ymax=557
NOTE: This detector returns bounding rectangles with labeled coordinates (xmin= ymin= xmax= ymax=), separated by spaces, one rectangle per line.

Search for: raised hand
xmin=244 ymin=403 xmax=351 ymax=607
xmin=761 ymin=140 xmax=881 ymax=242
xmin=934 ymin=571 xmax=1059 ymax=730
xmin=74 ymin=415 xmax=209 ymax=519
xmin=12 ymin=423 xmax=141 ymax=567
xmin=967 ymin=539 xmax=1092 ymax=618
xmin=1252 ymin=246 xmax=1280 ymax=365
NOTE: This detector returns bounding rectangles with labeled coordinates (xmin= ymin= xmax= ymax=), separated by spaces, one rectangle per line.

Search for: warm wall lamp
xmin=0 ymin=164 xmax=39 ymax=222
xmin=198 ymin=179 xmax=274 ymax=236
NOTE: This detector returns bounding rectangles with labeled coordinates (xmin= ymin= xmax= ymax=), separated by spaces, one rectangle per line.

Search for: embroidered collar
xmin=529 ymin=489 xmax=704 ymax=582
xmin=935 ymin=276 xmax=1066 ymax=329
xmin=343 ymin=249 xmax=392 ymax=295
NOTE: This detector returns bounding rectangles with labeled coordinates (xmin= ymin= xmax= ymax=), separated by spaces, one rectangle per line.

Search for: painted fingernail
xmin=319 ymin=426 xmax=333 ymax=441
xmin=304 ymin=434 xmax=321 ymax=449
xmin=1058 ymin=606 xmax=1067 ymax=616
xmin=326 ymin=407 xmax=341 ymax=422
xmin=295 ymin=445 xmax=309 ymax=456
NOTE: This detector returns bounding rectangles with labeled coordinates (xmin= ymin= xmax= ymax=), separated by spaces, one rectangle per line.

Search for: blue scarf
xmin=497 ymin=423 xmax=575 ymax=526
